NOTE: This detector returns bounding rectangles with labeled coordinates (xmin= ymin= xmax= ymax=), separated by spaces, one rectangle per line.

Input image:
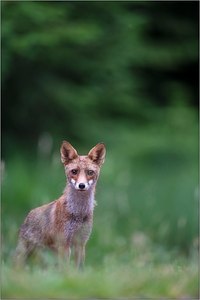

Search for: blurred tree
xmin=2 ymin=1 xmax=198 ymax=154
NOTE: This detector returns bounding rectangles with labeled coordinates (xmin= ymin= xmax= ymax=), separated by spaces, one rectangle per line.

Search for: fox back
xmin=15 ymin=141 xmax=106 ymax=269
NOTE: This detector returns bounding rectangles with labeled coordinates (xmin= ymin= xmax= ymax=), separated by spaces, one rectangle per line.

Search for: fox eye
xmin=71 ymin=169 xmax=78 ymax=175
xmin=87 ymin=170 xmax=95 ymax=176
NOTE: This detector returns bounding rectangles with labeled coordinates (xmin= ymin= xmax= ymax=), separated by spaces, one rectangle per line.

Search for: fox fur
xmin=15 ymin=141 xmax=106 ymax=269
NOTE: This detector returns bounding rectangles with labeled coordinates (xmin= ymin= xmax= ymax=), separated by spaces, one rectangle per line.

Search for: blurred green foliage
xmin=1 ymin=2 xmax=199 ymax=298
xmin=2 ymin=1 xmax=198 ymax=151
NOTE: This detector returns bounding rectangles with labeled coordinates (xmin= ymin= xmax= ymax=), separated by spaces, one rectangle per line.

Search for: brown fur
xmin=15 ymin=141 xmax=106 ymax=269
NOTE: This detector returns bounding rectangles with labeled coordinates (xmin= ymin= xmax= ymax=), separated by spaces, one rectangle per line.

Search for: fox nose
xmin=79 ymin=183 xmax=85 ymax=190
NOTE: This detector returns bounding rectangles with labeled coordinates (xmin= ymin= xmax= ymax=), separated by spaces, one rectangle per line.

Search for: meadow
xmin=1 ymin=108 xmax=199 ymax=299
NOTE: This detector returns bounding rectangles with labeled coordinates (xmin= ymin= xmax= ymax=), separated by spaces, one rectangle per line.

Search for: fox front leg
xmin=74 ymin=244 xmax=85 ymax=270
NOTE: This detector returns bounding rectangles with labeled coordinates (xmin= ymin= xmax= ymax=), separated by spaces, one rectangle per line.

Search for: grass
xmin=1 ymin=112 xmax=199 ymax=298
xmin=2 ymin=251 xmax=198 ymax=298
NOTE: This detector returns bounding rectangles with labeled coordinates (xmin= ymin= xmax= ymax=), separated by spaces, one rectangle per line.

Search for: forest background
xmin=1 ymin=1 xmax=199 ymax=298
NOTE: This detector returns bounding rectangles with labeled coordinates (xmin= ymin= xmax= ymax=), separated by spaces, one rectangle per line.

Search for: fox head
xmin=60 ymin=141 xmax=106 ymax=191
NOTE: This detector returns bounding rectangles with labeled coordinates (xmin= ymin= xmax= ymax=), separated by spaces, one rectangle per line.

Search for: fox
xmin=15 ymin=141 xmax=106 ymax=269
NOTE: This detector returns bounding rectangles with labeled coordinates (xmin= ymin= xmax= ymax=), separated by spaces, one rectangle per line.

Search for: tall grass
xmin=2 ymin=255 xmax=198 ymax=298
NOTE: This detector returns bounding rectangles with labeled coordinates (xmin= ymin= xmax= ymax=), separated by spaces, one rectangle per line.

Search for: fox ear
xmin=60 ymin=141 xmax=78 ymax=165
xmin=88 ymin=143 xmax=106 ymax=166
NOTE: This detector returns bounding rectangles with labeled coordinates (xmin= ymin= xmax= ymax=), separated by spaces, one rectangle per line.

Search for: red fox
xmin=15 ymin=141 xmax=106 ymax=269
